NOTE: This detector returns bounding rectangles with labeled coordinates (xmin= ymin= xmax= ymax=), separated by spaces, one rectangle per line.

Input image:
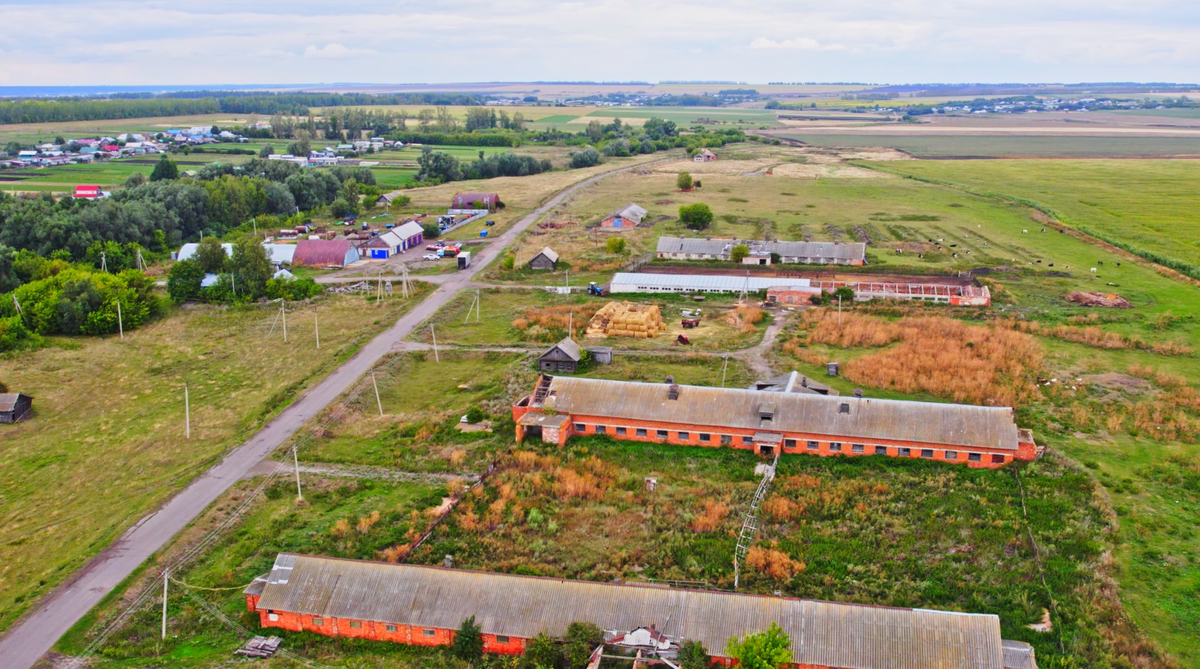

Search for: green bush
xmin=679 ymin=203 xmax=713 ymax=230
xmin=266 ymin=277 xmax=323 ymax=301
xmin=9 ymin=268 xmax=160 ymax=336
xmin=0 ymin=315 xmax=41 ymax=352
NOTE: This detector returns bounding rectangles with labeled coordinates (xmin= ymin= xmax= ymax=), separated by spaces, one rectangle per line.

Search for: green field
xmin=878 ymin=159 xmax=1200 ymax=273
xmin=776 ymin=133 xmax=1200 ymax=158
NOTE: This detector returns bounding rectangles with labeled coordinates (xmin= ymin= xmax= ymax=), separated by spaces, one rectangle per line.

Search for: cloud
xmin=750 ymin=36 xmax=830 ymax=50
xmin=303 ymin=43 xmax=374 ymax=59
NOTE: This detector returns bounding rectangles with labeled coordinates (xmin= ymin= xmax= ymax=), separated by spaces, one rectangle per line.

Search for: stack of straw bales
xmin=586 ymin=301 xmax=664 ymax=338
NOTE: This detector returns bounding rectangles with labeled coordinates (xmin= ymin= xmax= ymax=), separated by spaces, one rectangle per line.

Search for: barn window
xmin=616 ymin=427 xmax=627 ymax=436
xmin=387 ymin=624 xmax=398 ymax=632
xmin=574 ymin=423 xmax=585 ymax=432
xmin=496 ymin=635 xmax=511 ymax=644
xmin=678 ymin=431 xmax=690 ymax=440
xmin=992 ymin=454 xmax=1005 ymax=464
xmin=657 ymin=429 xmax=669 ymax=439
xmin=596 ymin=425 xmax=607 ymax=434
xmin=741 ymin=436 xmax=753 ymax=446
xmin=350 ymin=621 xmax=362 ymax=629
xmin=807 ymin=440 xmax=819 ymax=451
xmin=852 ymin=444 xmax=864 ymax=453
xmin=784 ymin=439 xmax=797 ymax=449
xmin=898 ymin=448 xmax=911 ymax=457
xmin=968 ymin=453 xmax=982 ymax=462
xmin=830 ymin=442 xmax=842 ymax=452
xmin=636 ymin=428 xmax=648 ymax=437
xmin=839 ymin=403 xmax=850 ymax=414
xmin=875 ymin=446 xmax=888 ymax=455
xmin=424 ymin=629 xmax=437 ymax=637
xmin=721 ymin=435 xmax=733 ymax=445
xmin=312 ymin=617 xmax=323 ymax=626
xmin=699 ymin=433 xmax=711 ymax=442
xmin=945 ymin=451 xmax=958 ymax=460
xmin=268 ymin=613 xmax=279 ymax=622
xmin=921 ymin=449 xmax=934 ymax=459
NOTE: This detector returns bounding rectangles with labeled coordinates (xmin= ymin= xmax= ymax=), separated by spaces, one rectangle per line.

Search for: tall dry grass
xmin=512 ymin=303 xmax=604 ymax=333
xmin=1009 ymin=319 xmax=1192 ymax=356
xmin=792 ymin=310 xmax=1044 ymax=407
xmin=722 ymin=305 xmax=766 ymax=333
xmin=690 ymin=500 xmax=730 ymax=532
xmin=745 ymin=546 xmax=805 ymax=579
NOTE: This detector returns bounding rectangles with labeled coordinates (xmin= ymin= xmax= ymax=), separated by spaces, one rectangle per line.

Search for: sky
xmin=1 ymin=0 xmax=1199 ymax=86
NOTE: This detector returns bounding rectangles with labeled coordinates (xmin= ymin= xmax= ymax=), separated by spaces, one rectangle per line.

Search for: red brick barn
xmin=245 ymin=553 xmax=1037 ymax=669
xmin=513 ymin=375 xmax=1039 ymax=467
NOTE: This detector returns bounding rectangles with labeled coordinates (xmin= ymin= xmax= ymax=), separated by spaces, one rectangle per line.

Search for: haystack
xmin=586 ymin=301 xmax=664 ymax=339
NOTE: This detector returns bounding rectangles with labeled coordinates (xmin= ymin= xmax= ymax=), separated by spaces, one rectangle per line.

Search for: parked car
xmin=423 ymin=253 xmax=439 ymax=261
xmin=486 ymin=220 xmax=496 ymax=226
xmin=426 ymin=245 xmax=440 ymax=251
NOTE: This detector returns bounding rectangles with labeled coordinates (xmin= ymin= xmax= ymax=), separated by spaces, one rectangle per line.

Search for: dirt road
xmin=0 ymin=158 xmax=661 ymax=669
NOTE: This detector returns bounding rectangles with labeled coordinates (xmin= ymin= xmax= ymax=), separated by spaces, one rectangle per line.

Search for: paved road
xmin=0 ymin=159 xmax=658 ymax=669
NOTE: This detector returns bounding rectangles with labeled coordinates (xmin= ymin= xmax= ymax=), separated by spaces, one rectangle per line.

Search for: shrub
xmin=453 ymin=615 xmax=484 ymax=662
xmin=690 ymin=500 xmax=729 ymax=532
xmin=12 ymin=268 xmax=158 ymax=336
xmin=677 ymin=172 xmax=694 ymax=190
xmin=605 ymin=237 xmax=627 ymax=254
xmin=523 ymin=632 xmax=561 ymax=669
xmin=730 ymin=244 xmax=750 ymax=263
xmin=265 ymin=277 xmax=323 ymax=301
xmin=745 ymin=546 xmax=805 ymax=579
xmin=678 ymin=640 xmax=711 ymax=669
xmin=679 ymin=203 xmax=713 ymax=230
xmin=465 ymin=406 xmax=486 ymax=423
xmin=570 ymin=146 xmax=601 ymax=168
xmin=563 ymin=622 xmax=604 ymax=669
xmin=725 ymin=622 xmax=792 ymax=669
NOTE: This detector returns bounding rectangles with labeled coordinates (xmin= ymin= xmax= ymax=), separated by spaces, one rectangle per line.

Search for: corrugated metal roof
xmin=176 ymin=242 xmax=233 ymax=262
xmin=545 ymin=376 xmax=1019 ymax=451
xmin=1002 ymin=640 xmax=1037 ymax=669
xmin=535 ymin=247 xmax=559 ymax=263
xmin=610 ymin=273 xmax=810 ymax=293
xmin=293 ymin=240 xmax=356 ymax=267
xmin=366 ymin=231 xmax=404 ymax=248
xmin=655 ymin=237 xmax=865 ymax=262
xmin=0 ymin=393 xmax=30 ymax=412
xmin=610 ymin=203 xmax=647 ymax=224
xmin=253 ymin=555 xmax=1005 ymax=669
xmin=394 ymin=221 xmax=425 ymax=239
xmin=542 ymin=337 xmax=581 ymax=362
xmin=262 ymin=243 xmax=296 ymax=264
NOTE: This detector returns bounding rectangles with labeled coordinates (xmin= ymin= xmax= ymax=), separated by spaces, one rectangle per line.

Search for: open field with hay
xmin=0 ymin=289 xmax=431 ymax=634
xmin=775 ymin=133 xmax=1200 ymax=158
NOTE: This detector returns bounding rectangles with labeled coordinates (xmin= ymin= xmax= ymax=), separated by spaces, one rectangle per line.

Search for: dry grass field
xmin=0 ymin=289 xmax=430 ymax=633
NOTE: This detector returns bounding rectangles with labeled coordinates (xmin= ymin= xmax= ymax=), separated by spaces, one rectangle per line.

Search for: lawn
xmin=0 ymin=287 xmax=431 ymax=634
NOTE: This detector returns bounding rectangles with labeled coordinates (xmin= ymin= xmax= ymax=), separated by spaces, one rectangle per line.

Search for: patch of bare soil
xmin=1067 ymin=292 xmax=1134 ymax=308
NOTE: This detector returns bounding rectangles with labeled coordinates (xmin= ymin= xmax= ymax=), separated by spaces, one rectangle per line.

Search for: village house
xmin=655 ymin=237 xmax=866 ymax=266
xmin=513 ymin=375 xmax=1040 ymax=467
xmin=599 ymin=203 xmax=648 ymax=229
xmin=360 ymin=221 xmax=423 ymax=259
xmin=0 ymin=393 xmax=34 ymax=423
xmin=694 ymin=148 xmax=717 ymax=162
xmin=527 ymin=247 xmax=559 ymax=271
xmin=538 ymin=337 xmax=582 ymax=373
xmin=244 ymin=553 xmax=1038 ymax=669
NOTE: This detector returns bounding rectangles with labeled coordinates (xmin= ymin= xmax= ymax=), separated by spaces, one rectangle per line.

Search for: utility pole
xmin=371 ymin=372 xmax=383 ymax=417
xmin=838 ymin=295 xmax=842 ymax=328
xmin=184 ymin=384 xmax=190 ymax=439
xmin=431 ymin=324 xmax=439 ymax=363
xmin=136 ymin=248 xmax=145 ymax=272
xmin=314 ymin=313 xmax=320 ymax=349
xmin=476 ymin=289 xmax=481 ymax=323
xmin=721 ymin=355 xmax=729 ymax=387
xmin=161 ymin=568 xmax=169 ymax=640
xmin=293 ymin=444 xmax=303 ymax=501
xmin=281 ymin=301 xmax=288 ymax=343
xmin=116 ymin=300 xmax=124 ymax=339
xmin=100 ymin=252 xmax=108 ymax=273
xmin=568 ymin=311 xmax=573 ymax=339
xmin=12 ymin=294 xmax=21 ymax=315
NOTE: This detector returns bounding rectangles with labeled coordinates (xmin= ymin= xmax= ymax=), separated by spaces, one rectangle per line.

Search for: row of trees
xmin=166 ymin=236 xmax=321 ymax=304
xmin=448 ymin=616 xmax=791 ymax=669
xmin=416 ymin=148 xmax=553 ymax=185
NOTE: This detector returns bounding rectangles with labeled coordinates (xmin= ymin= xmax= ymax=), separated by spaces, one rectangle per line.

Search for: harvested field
xmin=769 ymin=162 xmax=894 ymax=179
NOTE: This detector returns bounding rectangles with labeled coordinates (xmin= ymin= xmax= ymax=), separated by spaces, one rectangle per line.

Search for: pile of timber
xmin=586 ymin=301 xmax=664 ymax=339
xmin=235 ymin=636 xmax=282 ymax=658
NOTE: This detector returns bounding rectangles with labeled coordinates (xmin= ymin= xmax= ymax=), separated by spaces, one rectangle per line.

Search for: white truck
xmin=457 ymin=251 xmax=471 ymax=269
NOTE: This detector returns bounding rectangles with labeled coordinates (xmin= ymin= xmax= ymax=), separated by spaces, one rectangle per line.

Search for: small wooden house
xmin=584 ymin=346 xmax=613 ymax=364
xmin=694 ymin=148 xmax=717 ymax=162
xmin=600 ymin=204 xmax=647 ymax=229
xmin=539 ymin=338 xmax=581 ymax=373
xmin=528 ymin=247 xmax=559 ymax=271
xmin=0 ymin=393 xmax=33 ymax=423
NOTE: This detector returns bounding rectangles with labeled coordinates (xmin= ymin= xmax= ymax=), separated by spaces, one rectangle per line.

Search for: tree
xmin=465 ymin=406 xmax=486 ymax=424
xmin=230 ymin=236 xmax=273 ymax=297
xmin=570 ymin=147 xmax=601 ymax=169
xmin=677 ymin=172 xmax=693 ymax=190
xmin=522 ymin=631 xmax=561 ymax=669
xmin=421 ymin=222 xmax=441 ymax=239
xmin=452 ymin=615 xmax=484 ymax=662
xmin=287 ymin=138 xmax=310 ymax=157
xmin=167 ymin=258 xmax=205 ymax=302
xmin=124 ymin=172 xmax=148 ymax=188
xmin=416 ymin=148 xmax=462 ymax=184
xmin=417 ymin=108 xmax=435 ymax=132
xmin=605 ymin=236 xmax=626 ymax=254
xmin=679 ymin=203 xmax=713 ymax=230
xmin=149 ymin=154 xmax=179 ymax=181
xmin=677 ymin=640 xmax=710 ymax=669
xmin=586 ymin=120 xmax=604 ymax=142
xmin=730 ymin=244 xmax=750 ymax=263
xmin=195 ymin=236 xmax=229 ymax=274
xmin=563 ymin=622 xmax=603 ymax=669
xmin=833 ymin=286 xmax=855 ymax=302
xmin=725 ymin=623 xmax=792 ymax=669
xmin=259 ymin=144 xmax=274 ymax=158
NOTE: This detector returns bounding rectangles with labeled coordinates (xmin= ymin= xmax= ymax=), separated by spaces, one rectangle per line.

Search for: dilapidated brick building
xmin=245 ymin=553 xmax=1037 ymax=669
xmin=513 ymin=375 xmax=1039 ymax=468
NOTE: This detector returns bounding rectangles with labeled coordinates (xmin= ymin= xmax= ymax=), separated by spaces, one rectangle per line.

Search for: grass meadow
xmin=0 ymin=288 xmax=432 ymax=634
xmin=776 ymin=133 xmax=1200 ymax=158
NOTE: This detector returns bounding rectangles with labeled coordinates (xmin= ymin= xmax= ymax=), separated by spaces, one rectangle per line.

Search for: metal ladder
xmin=733 ymin=449 xmax=780 ymax=590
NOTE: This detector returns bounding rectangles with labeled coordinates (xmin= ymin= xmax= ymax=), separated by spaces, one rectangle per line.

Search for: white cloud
xmin=303 ymin=43 xmax=374 ymax=59
xmin=750 ymin=37 xmax=829 ymax=50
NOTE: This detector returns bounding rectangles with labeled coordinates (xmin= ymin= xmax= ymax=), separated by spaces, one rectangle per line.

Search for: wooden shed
xmin=528 ymin=247 xmax=559 ymax=271
xmin=539 ymin=338 xmax=581 ymax=373
xmin=0 ymin=393 xmax=33 ymax=423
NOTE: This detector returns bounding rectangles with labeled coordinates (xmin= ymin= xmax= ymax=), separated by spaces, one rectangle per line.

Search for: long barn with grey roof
xmin=514 ymin=375 xmax=1039 ymax=468
xmin=656 ymin=236 xmax=865 ymax=266
xmin=245 ymin=553 xmax=1036 ymax=669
